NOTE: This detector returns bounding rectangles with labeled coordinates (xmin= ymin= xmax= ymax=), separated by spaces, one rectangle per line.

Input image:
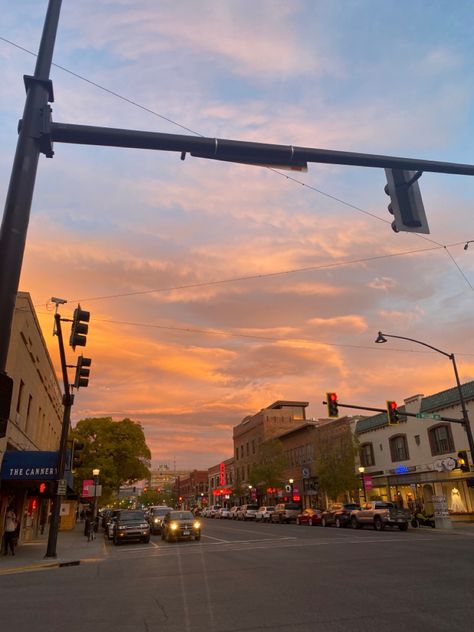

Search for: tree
xmin=314 ymin=423 xmax=359 ymax=504
xmin=139 ymin=488 xmax=174 ymax=507
xmin=70 ymin=417 xmax=151 ymax=504
xmin=249 ymin=439 xmax=287 ymax=491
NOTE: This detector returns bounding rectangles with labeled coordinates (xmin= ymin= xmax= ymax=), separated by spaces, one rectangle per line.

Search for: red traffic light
xmin=39 ymin=483 xmax=46 ymax=493
xmin=329 ymin=393 xmax=337 ymax=402
xmin=389 ymin=401 xmax=397 ymax=410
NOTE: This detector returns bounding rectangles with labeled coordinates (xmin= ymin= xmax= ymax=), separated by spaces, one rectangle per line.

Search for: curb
xmin=0 ymin=559 xmax=81 ymax=576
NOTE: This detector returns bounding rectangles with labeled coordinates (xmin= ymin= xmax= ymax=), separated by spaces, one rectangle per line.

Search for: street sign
xmin=57 ymin=479 xmax=67 ymax=495
xmin=416 ymin=413 xmax=441 ymax=420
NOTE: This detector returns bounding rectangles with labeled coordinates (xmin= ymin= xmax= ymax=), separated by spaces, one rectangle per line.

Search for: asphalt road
xmin=1 ymin=518 xmax=474 ymax=632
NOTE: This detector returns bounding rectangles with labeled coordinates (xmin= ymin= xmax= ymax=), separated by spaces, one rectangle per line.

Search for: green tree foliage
xmin=139 ymin=488 xmax=174 ymax=508
xmin=314 ymin=426 xmax=358 ymax=503
xmin=71 ymin=417 xmax=151 ymax=503
xmin=249 ymin=439 xmax=287 ymax=490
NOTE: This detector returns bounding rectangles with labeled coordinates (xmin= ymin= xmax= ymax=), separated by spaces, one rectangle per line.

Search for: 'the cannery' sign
xmin=0 ymin=451 xmax=59 ymax=480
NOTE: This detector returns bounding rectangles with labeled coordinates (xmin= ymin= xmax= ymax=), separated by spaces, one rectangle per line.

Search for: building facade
xmin=0 ymin=292 xmax=63 ymax=541
xmin=208 ymin=457 xmax=234 ymax=506
xmin=232 ymin=400 xmax=308 ymax=493
xmin=172 ymin=470 xmax=208 ymax=508
xmin=354 ymin=383 xmax=474 ymax=521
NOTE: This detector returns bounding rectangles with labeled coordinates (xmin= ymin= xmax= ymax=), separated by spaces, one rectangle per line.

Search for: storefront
xmin=0 ymin=450 xmax=74 ymax=541
xmin=361 ymin=463 xmax=474 ymax=522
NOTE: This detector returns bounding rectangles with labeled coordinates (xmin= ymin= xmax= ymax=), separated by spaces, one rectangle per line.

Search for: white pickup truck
xmin=350 ymin=501 xmax=411 ymax=531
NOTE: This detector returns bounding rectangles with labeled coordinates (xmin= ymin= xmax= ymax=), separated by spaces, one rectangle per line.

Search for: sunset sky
xmin=1 ymin=0 xmax=474 ymax=470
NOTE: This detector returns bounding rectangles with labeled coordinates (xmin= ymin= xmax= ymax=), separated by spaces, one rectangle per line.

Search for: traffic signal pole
xmin=3 ymin=0 xmax=474 ymax=447
xmin=0 ymin=0 xmax=61 ymax=375
xmin=45 ymin=312 xmax=73 ymax=558
xmin=321 ymin=399 xmax=467 ymax=425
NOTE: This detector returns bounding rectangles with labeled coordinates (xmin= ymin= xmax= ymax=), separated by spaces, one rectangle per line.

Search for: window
xmin=360 ymin=443 xmax=375 ymax=467
xmin=389 ymin=434 xmax=409 ymax=462
xmin=235 ymin=448 xmax=239 ymax=461
xmin=252 ymin=439 xmax=255 ymax=454
xmin=246 ymin=442 xmax=249 ymax=456
xmin=428 ymin=424 xmax=454 ymax=456
xmin=240 ymin=445 xmax=244 ymax=458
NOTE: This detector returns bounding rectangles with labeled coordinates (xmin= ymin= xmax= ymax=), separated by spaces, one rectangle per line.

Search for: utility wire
xmin=47 ymin=242 xmax=460 ymax=306
xmin=2 ymin=35 xmax=473 ymax=293
xmin=30 ymin=308 xmax=474 ymax=357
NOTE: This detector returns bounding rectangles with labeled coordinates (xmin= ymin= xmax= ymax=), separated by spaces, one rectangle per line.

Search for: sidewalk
xmin=0 ymin=522 xmax=107 ymax=575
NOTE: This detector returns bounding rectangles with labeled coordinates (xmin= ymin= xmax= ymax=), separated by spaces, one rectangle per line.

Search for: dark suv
xmin=148 ymin=506 xmax=173 ymax=534
xmin=113 ymin=510 xmax=150 ymax=545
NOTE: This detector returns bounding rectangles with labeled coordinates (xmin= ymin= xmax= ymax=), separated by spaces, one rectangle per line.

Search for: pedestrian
xmin=80 ymin=509 xmax=85 ymax=522
xmin=84 ymin=511 xmax=91 ymax=537
xmin=3 ymin=506 xmax=18 ymax=556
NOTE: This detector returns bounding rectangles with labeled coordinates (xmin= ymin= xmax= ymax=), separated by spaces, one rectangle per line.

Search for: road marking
xmin=202 ymin=535 xmax=230 ymax=543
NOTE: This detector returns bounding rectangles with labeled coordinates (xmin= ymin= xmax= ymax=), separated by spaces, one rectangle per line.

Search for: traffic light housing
xmin=71 ymin=439 xmax=84 ymax=473
xmin=386 ymin=401 xmax=399 ymax=425
xmin=384 ymin=168 xmax=430 ymax=234
xmin=74 ymin=356 xmax=92 ymax=389
xmin=0 ymin=372 xmax=13 ymax=438
xmin=326 ymin=392 xmax=339 ymax=418
xmin=457 ymin=451 xmax=470 ymax=472
xmin=69 ymin=304 xmax=90 ymax=350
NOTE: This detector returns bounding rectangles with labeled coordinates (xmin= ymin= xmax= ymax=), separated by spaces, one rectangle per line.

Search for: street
xmin=1 ymin=519 xmax=474 ymax=632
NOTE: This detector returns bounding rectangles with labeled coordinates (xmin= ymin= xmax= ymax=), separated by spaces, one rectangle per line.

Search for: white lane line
xmin=202 ymin=535 xmax=230 ymax=543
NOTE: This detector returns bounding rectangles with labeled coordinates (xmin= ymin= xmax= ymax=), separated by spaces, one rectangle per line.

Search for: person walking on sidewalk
xmin=3 ymin=506 xmax=18 ymax=556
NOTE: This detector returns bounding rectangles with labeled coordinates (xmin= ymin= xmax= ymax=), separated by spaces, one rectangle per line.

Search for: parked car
xmin=255 ymin=506 xmax=275 ymax=522
xmin=215 ymin=507 xmax=231 ymax=519
xmin=148 ymin=506 xmax=173 ymax=534
xmin=229 ymin=506 xmax=241 ymax=520
xmin=350 ymin=501 xmax=411 ymax=531
xmin=321 ymin=503 xmax=360 ymax=528
xmin=296 ymin=508 xmax=323 ymax=526
xmin=105 ymin=509 xmax=121 ymax=540
xmin=113 ymin=509 xmax=150 ymax=545
xmin=238 ymin=504 xmax=260 ymax=520
xmin=208 ymin=505 xmax=221 ymax=518
xmin=271 ymin=502 xmax=302 ymax=524
xmin=161 ymin=510 xmax=201 ymax=542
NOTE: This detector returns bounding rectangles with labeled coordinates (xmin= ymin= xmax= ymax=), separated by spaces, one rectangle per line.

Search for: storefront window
xmin=441 ymin=481 xmax=472 ymax=513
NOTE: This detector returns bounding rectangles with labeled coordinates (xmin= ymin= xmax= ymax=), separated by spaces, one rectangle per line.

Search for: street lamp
xmin=248 ymin=485 xmax=252 ymax=501
xmin=289 ymin=478 xmax=294 ymax=501
xmin=375 ymin=331 xmax=474 ymax=463
xmin=92 ymin=468 xmax=100 ymax=528
xmin=358 ymin=466 xmax=366 ymax=502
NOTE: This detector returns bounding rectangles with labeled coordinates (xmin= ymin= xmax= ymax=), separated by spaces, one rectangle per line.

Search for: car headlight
xmin=140 ymin=523 xmax=148 ymax=528
xmin=170 ymin=522 xmax=178 ymax=531
xmin=193 ymin=521 xmax=201 ymax=529
xmin=154 ymin=518 xmax=160 ymax=523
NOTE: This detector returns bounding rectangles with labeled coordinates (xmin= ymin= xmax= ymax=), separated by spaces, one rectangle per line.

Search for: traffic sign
xmin=416 ymin=413 xmax=441 ymax=420
xmin=57 ymin=479 xmax=67 ymax=495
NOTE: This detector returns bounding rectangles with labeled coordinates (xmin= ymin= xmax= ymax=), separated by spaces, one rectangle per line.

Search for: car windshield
xmin=152 ymin=508 xmax=171 ymax=516
xmin=170 ymin=511 xmax=194 ymax=520
xmin=266 ymin=507 xmax=275 ymax=511
xmin=285 ymin=503 xmax=301 ymax=510
xmin=119 ymin=511 xmax=145 ymax=522
xmin=343 ymin=504 xmax=360 ymax=509
xmin=247 ymin=505 xmax=259 ymax=510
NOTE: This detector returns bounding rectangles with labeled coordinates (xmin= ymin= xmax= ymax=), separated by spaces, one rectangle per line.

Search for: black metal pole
xmin=0 ymin=0 xmax=61 ymax=374
xmin=50 ymin=121 xmax=474 ymax=176
xmin=450 ymin=354 xmax=474 ymax=465
xmin=45 ymin=312 xmax=72 ymax=558
xmin=376 ymin=332 xmax=474 ymax=460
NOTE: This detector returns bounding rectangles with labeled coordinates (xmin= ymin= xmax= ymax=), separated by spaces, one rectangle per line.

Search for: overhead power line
xmin=2 ymin=34 xmax=473 ymax=294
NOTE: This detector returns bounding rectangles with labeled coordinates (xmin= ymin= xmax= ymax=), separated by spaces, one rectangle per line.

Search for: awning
xmin=1 ymin=450 xmax=59 ymax=480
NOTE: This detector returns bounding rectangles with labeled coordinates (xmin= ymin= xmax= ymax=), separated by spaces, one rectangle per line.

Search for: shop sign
xmin=0 ymin=450 xmax=59 ymax=480
xmin=432 ymin=496 xmax=450 ymax=518
xmin=302 ymin=467 xmax=310 ymax=479
xmin=363 ymin=474 xmax=373 ymax=490
xmin=219 ymin=462 xmax=225 ymax=486
xmin=432 ymin=457 xmax=456 ymax=472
